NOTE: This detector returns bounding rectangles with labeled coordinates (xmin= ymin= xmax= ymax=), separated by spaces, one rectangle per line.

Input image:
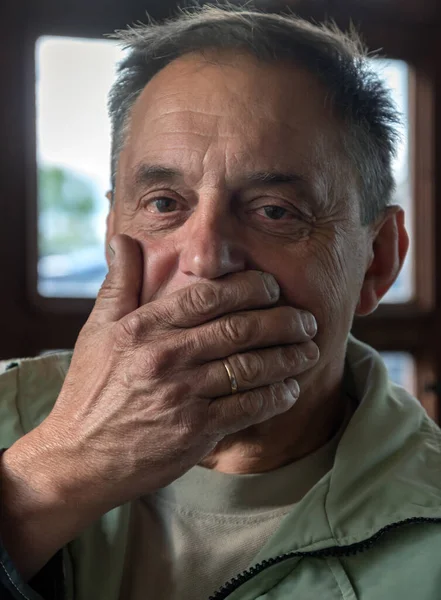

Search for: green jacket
xmin=1 ymin=335 xmax=441 ymax=600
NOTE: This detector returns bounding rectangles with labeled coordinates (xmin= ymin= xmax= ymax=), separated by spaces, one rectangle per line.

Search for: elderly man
xmin=1 ymin=5 xmax=440 ymax=600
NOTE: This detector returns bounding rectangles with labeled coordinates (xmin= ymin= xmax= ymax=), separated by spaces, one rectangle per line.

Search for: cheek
xmin=115 ymin=210 xmax=194 ymax=304
xmin=138 ymin=238 xmax=183 ymax=304
xmin=270 ymin=241 xmax=361 ymax=353
xmin=275 ymin=258 xmax=337 ymax=327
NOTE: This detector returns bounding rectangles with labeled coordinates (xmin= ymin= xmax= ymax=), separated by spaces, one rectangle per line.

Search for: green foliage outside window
xmin=38 ymin=165 xmax=100 ymax=256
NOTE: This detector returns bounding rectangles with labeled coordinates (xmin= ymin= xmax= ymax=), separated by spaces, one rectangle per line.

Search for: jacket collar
xmin=252 ymin=335 xmax=441 ymax=561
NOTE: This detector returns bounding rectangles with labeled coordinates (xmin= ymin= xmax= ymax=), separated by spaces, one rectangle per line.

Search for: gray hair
xmin=108 ymin=4 xmax=400 ymax=224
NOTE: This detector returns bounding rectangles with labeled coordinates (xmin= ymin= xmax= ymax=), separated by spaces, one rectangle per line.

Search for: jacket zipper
xmin=208 ymin=516 xmax=441 ymax=600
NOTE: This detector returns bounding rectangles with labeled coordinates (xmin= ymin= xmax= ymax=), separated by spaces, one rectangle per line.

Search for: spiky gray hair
xmin=108 ymin=4 xmax=400 ymax=224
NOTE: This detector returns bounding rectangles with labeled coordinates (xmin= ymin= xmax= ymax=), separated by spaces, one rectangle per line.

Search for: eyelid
xmin=140 ymin=189 xmax=185 ymax=206
xmin=249 ymin=198 xmax=303 ymax=215
xmin=142 ymin=186 xmax=180 ymax=197
xmin=249 ymin=195 xmax=296 ymax=206
xmin=247 ymin=194 xmax=315 ymax=218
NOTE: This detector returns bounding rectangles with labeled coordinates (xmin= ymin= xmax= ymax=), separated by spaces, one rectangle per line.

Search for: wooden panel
xmin=432 ymin=34 xmax=441 ymax=420
xmin=410 ymin=62 xmax=436 ymax=310
xmin=254 ymin=0 xmax=328 ymax=21
xmin=352 ymin=309 xmax=432 ymax=352
xmin=261 ymin=0 xmax=441 ymax=24
xmin=28 ymin=0 xmax=178 ymax=36
xmin=334 ymin=0 xmax=441 ymax=24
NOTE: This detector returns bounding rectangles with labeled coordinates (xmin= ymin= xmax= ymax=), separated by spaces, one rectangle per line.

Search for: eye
xmin=261 ymin=206 xmax=288 ymax=220
xmin=146 ymin=197 xmax=178 ymax=213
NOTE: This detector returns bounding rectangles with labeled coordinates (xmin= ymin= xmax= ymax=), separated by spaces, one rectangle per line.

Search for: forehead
xmin=121 ymin=51 xmax=347 ymax=188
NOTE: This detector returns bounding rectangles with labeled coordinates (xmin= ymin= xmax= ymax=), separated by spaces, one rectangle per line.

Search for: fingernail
xmin=261 ymin=273 xmax=279 ymax=300
xmin=301 ymin=312 xmax=317 ymax=337
xmin=304 ymin=342 xmax=319 ymax=361
xmin=108 ymin=242 xmax=115 ymax=264
xmin=285 ymin=378 xmax=300 ymax=400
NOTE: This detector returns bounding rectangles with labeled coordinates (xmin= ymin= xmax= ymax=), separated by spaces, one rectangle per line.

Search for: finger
xmin=185 ymin=306 xmax=317 ymax=363
xmin=90 ymin=234 xmax=143 ymax=324
xmin=127 ymin=270 xmax=280 ymax=333
xmin=206 ymin=380 xmax=300 ymax=437
xmin=197 ymin=341 xmax=319 ymax=398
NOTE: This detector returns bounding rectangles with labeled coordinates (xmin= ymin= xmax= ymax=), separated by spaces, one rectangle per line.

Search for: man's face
xmin=108 ymin=52 xmax=374 ymax=390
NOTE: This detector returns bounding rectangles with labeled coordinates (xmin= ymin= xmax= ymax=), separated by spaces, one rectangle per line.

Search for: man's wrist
xmin=0 ymin=430 xmax=105 ymax=580
xmin=2 ymin=430 xmax=80 ymax=521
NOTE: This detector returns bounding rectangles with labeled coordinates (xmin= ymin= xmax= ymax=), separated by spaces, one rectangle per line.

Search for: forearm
xmin=0 ymin=431 xmax=106 ymax=581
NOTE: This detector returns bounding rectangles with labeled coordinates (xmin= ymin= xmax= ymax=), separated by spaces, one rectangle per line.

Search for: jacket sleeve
xmin=0 ymin=541 xmax=64 ymax=600
xmin=0 ymin=449 xmax=65 ymax=600
xmin=0 ymin=357 xmax=73 ymax=600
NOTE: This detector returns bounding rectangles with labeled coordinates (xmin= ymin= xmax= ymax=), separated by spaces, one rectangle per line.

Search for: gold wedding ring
xmin=222 ymin=359 xmax=239 ymax=395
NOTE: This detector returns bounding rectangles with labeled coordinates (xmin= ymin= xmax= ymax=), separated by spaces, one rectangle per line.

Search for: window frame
xmin=350 ymin=25 xmax=439 ymax=422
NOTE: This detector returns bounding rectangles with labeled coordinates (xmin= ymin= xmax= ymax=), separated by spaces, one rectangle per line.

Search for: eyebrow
xmin=132 ymin=163 xmax=308 ymax=190
xmin=133 ymin=164 xmax=183 ymax=188
xmin=242 ymin=171 xmax=307 ymax=187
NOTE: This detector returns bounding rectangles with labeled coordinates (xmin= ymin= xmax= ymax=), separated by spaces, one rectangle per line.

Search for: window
xmin=36 ymin=37 xmax=125 ymax=297
xmin=371 ymin=60 xmax=413 ymax=304
xmin=380 ymin=352 xmax=416 ymax=395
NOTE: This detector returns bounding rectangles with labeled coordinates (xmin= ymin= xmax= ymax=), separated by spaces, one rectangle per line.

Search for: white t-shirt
xmin=119 ymin=395 xmax=354 ymax=600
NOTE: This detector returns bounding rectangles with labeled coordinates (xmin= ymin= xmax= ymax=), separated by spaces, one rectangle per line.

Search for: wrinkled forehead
xmin=119 ymin=51 xmax=353 ymax=196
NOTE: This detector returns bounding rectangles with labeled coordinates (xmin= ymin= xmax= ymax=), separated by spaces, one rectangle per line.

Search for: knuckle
xmin=264 ymin=383 xmax=280 ymax=413
xmin=283 ymin=308 xmax=309 ymax=337
xmin=267 ymin=382 xmax=292 ymax=414
xmin=180 ymin=330 xmax=200 ymax=358
xmin=177 ymin=401 xmax=208 ymax=441
xmin=238 ymin=389 xmax=264 ymax=419
xmin=177 ymin=411 xmax=196 ymax=440
xmin=98 ymin=277 xmax=124 ymax=302
xmin=285 ymin=342 xmax=319 ymax=369
xmin=286 ymin=344 xmax=305 ymax=367
xmin=185 ymin=283 xmax=219 ymax=317
xmin=143 ymin=343 xmax=176 ymax=379
xmin=233 ymin=352 xmax=264 ymax=387
xmin=238 ymin=383 xmax=290 ymax=421
xmin=219 ymin=314 xmax=255 ymax=347
xmin=117 ymin=312 xmax=144 ymax=345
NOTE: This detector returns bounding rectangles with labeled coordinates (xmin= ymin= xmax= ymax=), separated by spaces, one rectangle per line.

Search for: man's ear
xmin=105 ymin=191 xmax=116 ymax=268
xmin=355 ymin=206 xmax=409 ymax=316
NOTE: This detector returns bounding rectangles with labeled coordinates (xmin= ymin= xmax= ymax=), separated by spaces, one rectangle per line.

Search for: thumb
xmin=91 ymin=234 xmax=143 ymax=324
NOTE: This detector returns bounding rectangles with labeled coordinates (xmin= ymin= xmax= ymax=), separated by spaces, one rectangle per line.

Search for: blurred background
xmin=0 ymin=0 xmax=439 ymax=420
